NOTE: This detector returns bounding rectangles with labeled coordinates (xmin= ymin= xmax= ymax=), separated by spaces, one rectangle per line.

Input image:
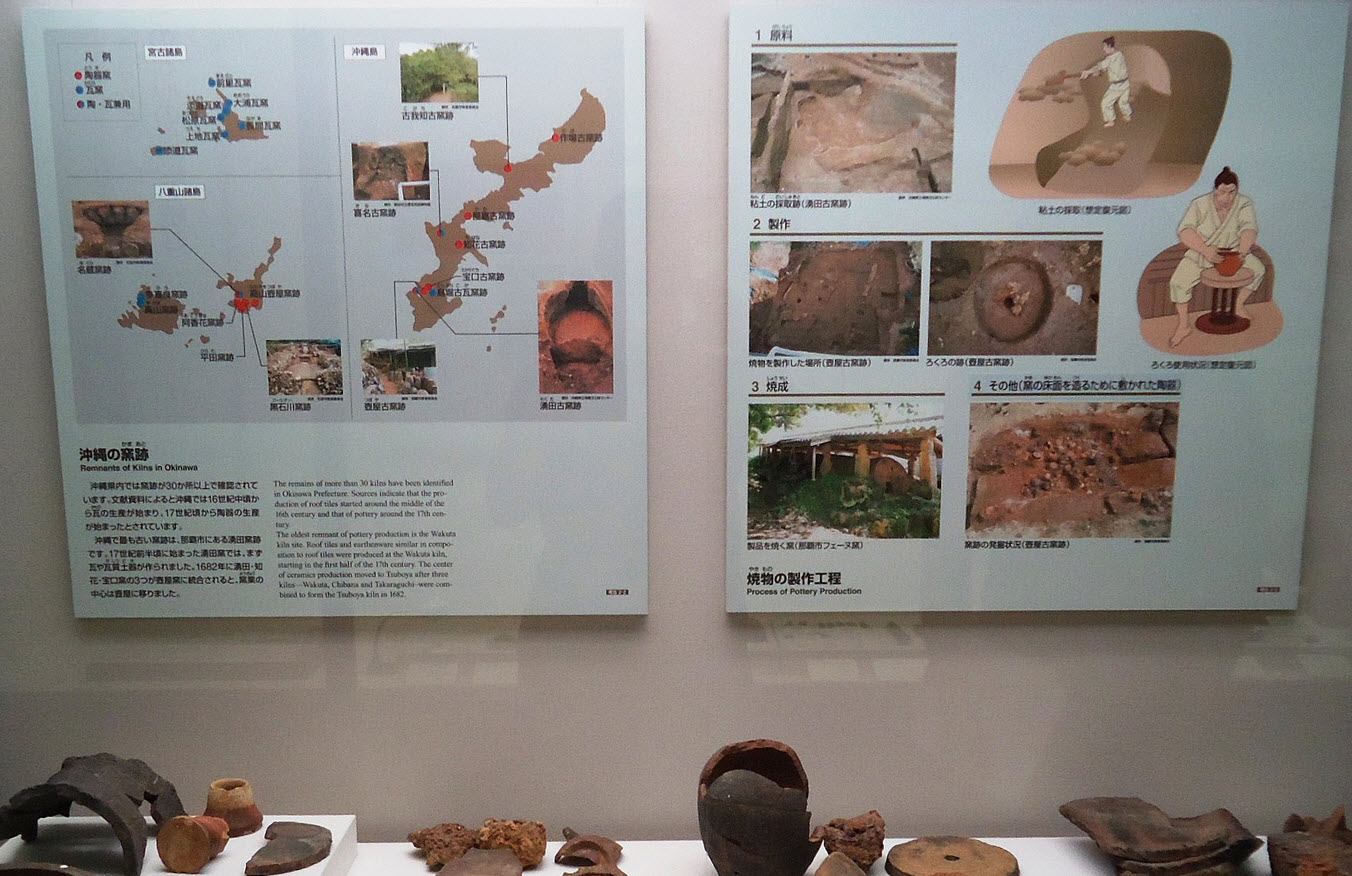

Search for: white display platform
xmin=0 ymin=815 xmax=356 ymax=876
xmin=353 ymin=837 xmax=1275 ymax=876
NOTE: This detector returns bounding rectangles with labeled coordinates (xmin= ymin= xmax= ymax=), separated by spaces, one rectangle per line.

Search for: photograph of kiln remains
xmin=747 ymin=402 xmax=942 ymax=540
xmin=751 ymin=52 xmax=955 ymax=194
xmin=538 ymin=280 xmax=614 ymax=395
xmin=990 ymin=30 xmax=1230 ymax=198
xmin=967 ymin=401 xmax=1178 ymax=539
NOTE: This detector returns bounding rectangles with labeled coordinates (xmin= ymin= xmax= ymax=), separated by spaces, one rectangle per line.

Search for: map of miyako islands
xmin=990 ymin=30 xmax=1229 ymax=198
xmin=408 ymin=89 xmax=606 ymax=332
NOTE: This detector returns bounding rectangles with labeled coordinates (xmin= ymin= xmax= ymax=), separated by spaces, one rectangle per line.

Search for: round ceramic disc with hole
xmin=885 ymin=836 xmax=1019 ymax=876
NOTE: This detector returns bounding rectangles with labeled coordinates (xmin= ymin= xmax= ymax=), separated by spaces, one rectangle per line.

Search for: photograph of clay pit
xmin=73 ymin=200 xmax=152 ymax=259
xmin=265 ymin=340 xmax=344 ymax=397
xmin=967 ymin=401 xmax=1178 ymax=539
xmin=1138 ymin=243 xmax=1281 ymax=356
xmin=990 ymin=31 xmax=1229 ymax=198
xmin=750 ymin=241 xmax=921 ymax=357
xmin=538 ymin=280 xmax=614 ymax=395
xmin=352 ymin=142 xmax=430 ymax=201
xmin=751 ymin=52 xmax=955 ymax=193
xmin=748 ymin=402 xmax=943 ymax=540
xmin=361 ymin=339 xmax=438 ymax=396
xmin=928 ymin=239 xmax=1100 ymax=356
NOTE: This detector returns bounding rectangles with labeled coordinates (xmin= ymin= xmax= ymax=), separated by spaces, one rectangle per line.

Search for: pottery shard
xmin=815 ymin=851 xmax=868 ymax=876
xmin=1059 ymin=798 xmax=1260 ymax=874
xmin=1268 ymin=832 xmax=1352 ymax=876
xmin=556 ymin=827 xmax=626 ymax=875
xmin=811 ymin=810 xmax=886 ymax=869
xmin=243 ymin=821 xmax=333 ymax=876
xmin=440 ymin=848 xmax=523 ymax=876
xmin=885 ymin=836 xmax=1019 ymax=876
xmin=477 ymin=819 xmax=546 ymax=868
xmin=410 ymin=823 xmax=479 ymax=870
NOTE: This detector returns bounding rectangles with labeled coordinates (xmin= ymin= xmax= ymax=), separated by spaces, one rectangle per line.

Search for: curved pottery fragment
xmin=0 ymin=753 xmax=185 ymax=876
xmin=697 ymin=739 xmax=820 ymax=876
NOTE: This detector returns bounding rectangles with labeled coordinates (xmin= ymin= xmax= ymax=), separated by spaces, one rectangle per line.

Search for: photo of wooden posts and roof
xmin=748 ymin=402 xmax=943 ymax=540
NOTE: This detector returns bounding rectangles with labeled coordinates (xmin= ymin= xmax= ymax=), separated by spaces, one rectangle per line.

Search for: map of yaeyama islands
xmin=25 ymin=7 xmax=648 ymax=618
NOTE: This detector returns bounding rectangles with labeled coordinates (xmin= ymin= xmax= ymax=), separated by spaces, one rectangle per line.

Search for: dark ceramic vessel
xmin=697 ymin=739 xmax=821 ymax=876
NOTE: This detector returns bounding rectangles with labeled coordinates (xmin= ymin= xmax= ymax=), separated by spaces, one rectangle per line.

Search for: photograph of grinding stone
xmin=928 ymin=240 xmax=1100 ymax=357
xmin=751 ymin=52 xmax=955 ymax=194
xmin=967 ymin=402 xmax=1178 ymax=539
xmin=989 ymin=31 xmax=1229 ymax=198
xmin=698 ymin=739 xmax=820 ymax=876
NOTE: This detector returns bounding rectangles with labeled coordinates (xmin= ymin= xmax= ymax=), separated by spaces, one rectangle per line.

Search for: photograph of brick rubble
xmin=751 ymin=52 xmax=955 ymax=193
xmin=748 ymin=402 xmax=942 ymax=540
xmin=361 ymin=339 xmax=438 ymax=396
xmin=967 ymin=402 xmax=1178 ymax=538
xmin=265 ymin=340 xmax=344 ymax=396
xmin=989 ymin=31 xmax=1230 ymax=198
xmin=538 ymin=280 xmax=614 ymax=395
xmin=928 ymin=239 xmax=1101 ymax=356
xmin=750 ymin=241 xmax=921 ymax=356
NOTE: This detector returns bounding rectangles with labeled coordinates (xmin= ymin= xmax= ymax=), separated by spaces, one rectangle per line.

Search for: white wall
xmin=2 ymin=0 xmax=1350 ymax=845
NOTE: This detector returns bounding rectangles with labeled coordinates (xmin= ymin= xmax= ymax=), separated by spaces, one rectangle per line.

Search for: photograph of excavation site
xmin=750 ymin=241 xmax=921 ymax=357
xmin=747 ymin=402 xmax=942 ymax=540
xmin=361 ymin=339 xmax=438 ymax=396
xmin=967 ymin=401 xmax=1178 ymax=539
xmin=266 ymin=340 xmax=343 ymax=397
xmin=538 ymin=280 xmax=614 ymax=395
xmin=751 ymin=52 xmax=955 ymax=193
xmin=928 ymin=239 xmax=1101 ymax=356
xmin=351 ymin=141 xmax=430 ymax=201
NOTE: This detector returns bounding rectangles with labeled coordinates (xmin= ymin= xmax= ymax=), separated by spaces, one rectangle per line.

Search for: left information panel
xmin=23 ymin=7 xmax=647 ymax=617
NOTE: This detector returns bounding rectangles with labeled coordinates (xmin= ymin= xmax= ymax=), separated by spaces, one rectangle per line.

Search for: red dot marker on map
xmin=464 ymin=211 xmax=473 ymax=220
xmin=455 ymin=240 xmax=465 ymax=249
xmin=74 ymin=71 xmax=83 ymax=80
xmin=421 ymin=284 xmax=432 ymax=295
xmin=250 ymin=298 xmax=262 ymax=310
xmin=551 ymin=133 xmax=560 ymax=142
xmin=503 ymin=163 xmax=513 ymax=173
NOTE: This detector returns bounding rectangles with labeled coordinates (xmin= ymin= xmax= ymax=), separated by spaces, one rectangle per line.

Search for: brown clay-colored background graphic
xmin=990 ymin=31 xmax=1229 ymax=198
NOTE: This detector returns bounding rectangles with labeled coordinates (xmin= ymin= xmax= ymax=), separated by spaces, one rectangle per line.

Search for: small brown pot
xmin=204 ymin=778 xmax=264 ymax=837
xmin=157 ymin=814 xmax=230 ymax=873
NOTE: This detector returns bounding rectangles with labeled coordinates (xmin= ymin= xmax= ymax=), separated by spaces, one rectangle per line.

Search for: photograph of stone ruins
xmin=751 ymin=52 xmax=955 ymax=193
xmin=928 ymin=239 xmax=1101 ymax=357
xmin=989 ymin=31 xmax=1230 ymax=198
xmin=967 ymin=402 xmax=1178 ymax=539
xmin=750 ymin=241 xmax=921 ymax=357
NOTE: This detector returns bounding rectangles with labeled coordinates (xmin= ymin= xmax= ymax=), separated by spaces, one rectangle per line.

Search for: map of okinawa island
xmin=408 ymin=89 xmax=606 ymax=331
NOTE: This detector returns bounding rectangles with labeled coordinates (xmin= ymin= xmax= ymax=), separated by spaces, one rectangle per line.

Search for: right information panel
xmin=726 ymin=1 xmax=1349 ymax=611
